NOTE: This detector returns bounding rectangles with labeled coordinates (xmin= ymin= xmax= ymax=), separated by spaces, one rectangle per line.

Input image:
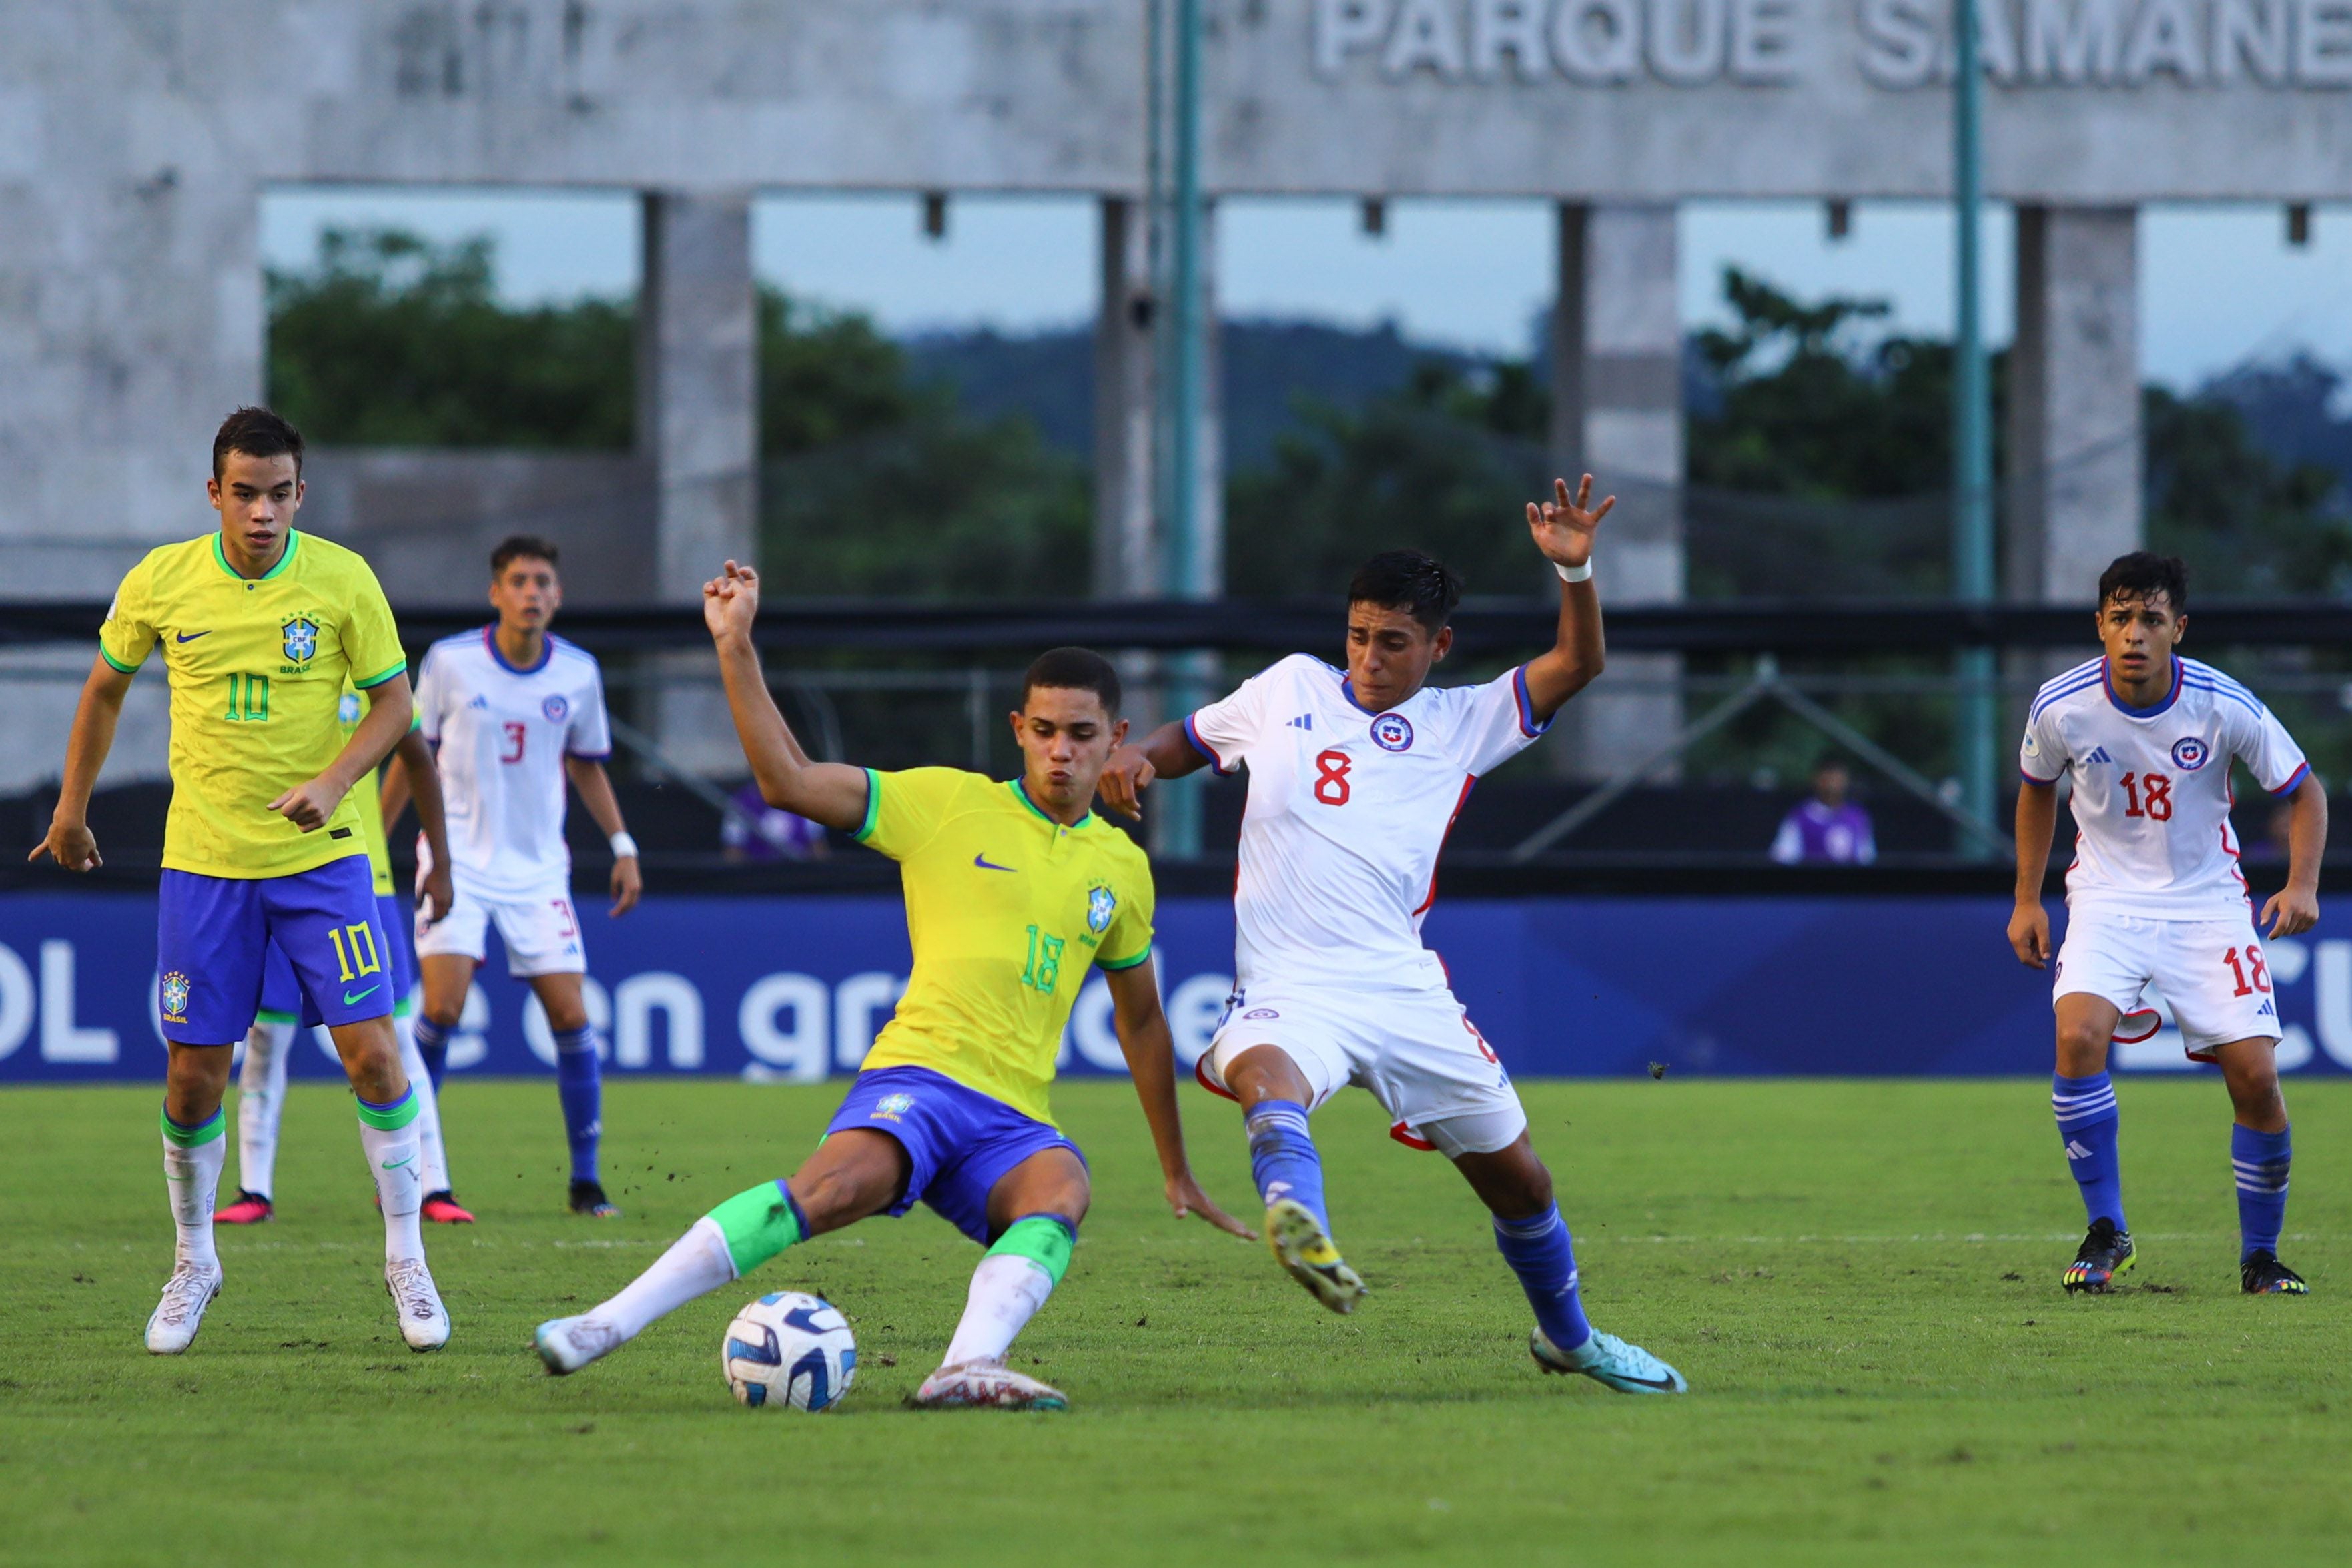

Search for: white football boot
xmin=1531 ymin=1327 xmax=1687 ymax=1394
xmin=145 ymin=1262 xmax=222 ymax=1354
xmin=534 ymin=1315 xmax=625 ymax=1375
xmin=911 ymin=1359 xmax=1070 ymax=1411
xmin=386 ymin=1258 xmax=450 ymax=1351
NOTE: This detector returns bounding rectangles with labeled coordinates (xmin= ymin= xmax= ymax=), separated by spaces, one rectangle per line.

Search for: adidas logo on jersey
xmin=1286 ymin=715 xmax=1312 ymax=731
xmin=2257 ymin=999 xmax=2277 ymax=1018
xmin=2064 ymin=1139 xmax=2094 ymax=1160
xmin=2083 ymin=746 xmax=2114 ymax=763
xmin=468 ymin=695 xmax=489 ymax=709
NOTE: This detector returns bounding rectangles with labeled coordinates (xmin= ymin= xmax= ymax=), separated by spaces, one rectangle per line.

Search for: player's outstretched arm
xmin=1520 ymin=474 xmax=1613 ymax=722
xmin=2261 ymin=773 xmax=2327 ymax=937
xmin=1102 ymin=960 xmax=1256 ymax=1239
xmin=387 ymin=730 xmax=455 ymax=924
xmin=1098 ymin=721 xmax=1207 ymax=821
xmin=29 ymin=655 xmax=135 ymax=871
xmin=272 ymin=673 xmax=414 ymax=832
xmin=2009 ymin=779 xmax=2058 ymax=968
xmin=702 ymin=560 xmax=871 ymax=833
xmin=565 ymin=757 xmax=643 ymax=917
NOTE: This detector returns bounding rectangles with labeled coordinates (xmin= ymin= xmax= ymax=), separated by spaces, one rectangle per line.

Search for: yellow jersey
xmin=99 ymin=530 xmax=408 ymax=880
xmin=335 ymin=685 xmax=417 ymax=897
xmin=855 ymin=768 xmax=1155 ymax=1126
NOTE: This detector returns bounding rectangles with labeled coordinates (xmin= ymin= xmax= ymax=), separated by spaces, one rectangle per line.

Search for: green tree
xmin=268 ymin=228 xmax=634 ymax=448
xmin=2144 ymin=386 xmax=2352 ymax=596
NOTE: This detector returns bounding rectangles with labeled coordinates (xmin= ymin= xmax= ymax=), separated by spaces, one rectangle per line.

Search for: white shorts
xmin=2055 ymin=907 xmax=2282 ymax=1062
xmin=1196 ymin=977 xmax=1527 ymax=1158
xmin=414 ymin=883 xmax=587 ymax=979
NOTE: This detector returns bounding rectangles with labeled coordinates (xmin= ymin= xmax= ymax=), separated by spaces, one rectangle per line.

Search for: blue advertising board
xmin=3 ymin=892 xmax=2348 ymax=1082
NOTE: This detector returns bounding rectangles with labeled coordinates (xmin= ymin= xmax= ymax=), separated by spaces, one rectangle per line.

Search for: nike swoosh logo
xmin=973 ymin=854 xmax=1018 ymax=873
xmin=343 ymin=984 xmax=381 ymax=1005
xmin=175 ymin=630 xmax=212 ymax=643
xmin=380 ymin=1155 xmax=414 ymax=1170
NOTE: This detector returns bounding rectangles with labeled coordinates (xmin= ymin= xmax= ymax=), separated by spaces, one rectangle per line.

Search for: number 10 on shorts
xmin=328 ymin=923 xmax=382 ymax=983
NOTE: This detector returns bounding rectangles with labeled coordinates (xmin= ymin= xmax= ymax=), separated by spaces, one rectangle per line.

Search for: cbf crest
xmin=1086 ymin=884 xmax=1118 ymax=935
xmin=160 ymin=971 xmax=191 ymax=1024
xmin=280 ymin=615 xmax=319 ymax=668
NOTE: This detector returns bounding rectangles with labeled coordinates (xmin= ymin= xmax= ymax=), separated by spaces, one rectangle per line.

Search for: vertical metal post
xmin=1154 ymin=0 xmax=1208 ymax=859
xmin=1952 ymin=0 xmax=1997 ymax=856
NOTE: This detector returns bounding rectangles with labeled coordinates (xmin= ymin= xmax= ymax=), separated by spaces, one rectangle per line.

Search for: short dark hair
xmin=1022 ymin=647 xmax=1120 ymax=716
xmin=491 ymin=535 xmax=561 ymax=576
xmin=1347 ymin=549 xmax=1463 ymax=634
xmin=2098 ymin=551 xmax=2187 ymax=613
xmin=212 ymin=406 xmax=304 ymax=480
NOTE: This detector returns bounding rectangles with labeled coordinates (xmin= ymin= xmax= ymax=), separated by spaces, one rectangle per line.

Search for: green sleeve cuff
xmin=99 ymin=646 xmax=141 ymax=674
xmin=354 ymin=660 xmax=408 ymax=690
xmin=1096 ymin=945 xmax=1152 ymax=972
xmin=853 ymin=767 xmax=883 ymax=844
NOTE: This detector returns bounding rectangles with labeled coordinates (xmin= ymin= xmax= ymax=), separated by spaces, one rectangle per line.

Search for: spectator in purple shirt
xmin=723 ymin=780 xmax=831 ymax=863
xmin=1770 ymin=759 xmax=1876 ymax=865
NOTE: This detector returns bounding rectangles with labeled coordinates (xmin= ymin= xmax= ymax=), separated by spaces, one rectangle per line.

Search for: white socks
xmin=594 ymin=1216 xmax=737 ymax=1340
xmin=161 ymin=1115 xmax=226 ymax=1272
xmin=356 ymin=1116 xmax=426 ymax=1264
xmin=943 ymin=1254 xmax=1057 ymax=1367
xmin=394 ymin=1013 xmax=452 ymax=1194
xmin=236 ymin=1022 xmax=295 ymax=1198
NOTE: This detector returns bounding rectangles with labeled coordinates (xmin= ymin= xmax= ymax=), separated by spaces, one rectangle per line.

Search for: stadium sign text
xmin=1312 ymin=0 xmax=2352 ymax=89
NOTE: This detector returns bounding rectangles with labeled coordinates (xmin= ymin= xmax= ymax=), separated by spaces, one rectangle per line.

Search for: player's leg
xmin=1206 ymin=1029 xmax=1365 ymax=1314
xmin=2047 ymin=911 xmax=2147 ymax=1294
xmin=2209 ymin=1037 xmax=2304 ymax=1293
xmin=220 ymin=1016 xmax=296 ymax=1224
xmin=270 ymin=861 xmax=448 ymax=1349
xmin=496 ymin=891 xmax=612 ymax=1216
xmin=915 ymin=1123 xmax=1093 ymax=1411
xmin=413 ymin=891 xmax=491 ymax=1096
xmin=526 ymin=969 xmax=614 ymax=1215
xmin=147 ymin=871 xmax=266 ymax=1353
xmin=381 ymin=894 xmax=467 ymax=1222
xmin=536 ymin=1128 xmax=909 ymax=1375
xmin=1445 ymin=1128 xmax=1684 ymax=1394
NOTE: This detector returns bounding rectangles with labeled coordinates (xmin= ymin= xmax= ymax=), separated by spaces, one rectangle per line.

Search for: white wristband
xmin=1555 ymin=560 xmax=1593 ymax=584
xmin=609 ymin=831 xmax=639 ymax=859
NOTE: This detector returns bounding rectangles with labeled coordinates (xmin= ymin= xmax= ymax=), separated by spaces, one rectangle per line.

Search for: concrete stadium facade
xmin=4 ymin=0 xmax=2349 ymax=783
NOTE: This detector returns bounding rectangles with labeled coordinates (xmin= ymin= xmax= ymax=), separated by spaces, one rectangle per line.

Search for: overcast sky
xmin=262 ymin=188 xmax=2352 ymax=394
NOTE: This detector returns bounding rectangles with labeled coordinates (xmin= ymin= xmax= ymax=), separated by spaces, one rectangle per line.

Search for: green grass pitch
xmin=4 ymin=1077 xmax=2347 ymax=1565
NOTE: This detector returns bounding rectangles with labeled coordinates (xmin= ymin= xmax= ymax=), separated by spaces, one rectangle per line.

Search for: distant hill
xmin=903 ymin=318 xmax=2352 ymax=506
xmin=904 ymin=318 xmax=1482 ymax=473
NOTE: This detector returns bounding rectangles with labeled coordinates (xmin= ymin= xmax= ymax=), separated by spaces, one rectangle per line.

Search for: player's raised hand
xmin=269 ymin=776 xmax=343 ymax=833
xmin=29 ymin=819 xmax=101 ymax=872
xmin=1165 ymin=1168 xmax=1256 ymax=1240
xmin=1526 ymin=474 xmax=1615 ymax=571
xmin=2008 ymin=900 xmax=2051 ymax=969
xmin=2261 ymin=884 xmax=2319 ymax=939
xmin=609 ymin=852 xmax=643 ymax=918
xmin=1096 ymin=743 xmax=1157 ymax=821
xmin=701 ymin=560 xmax=761 ymax=643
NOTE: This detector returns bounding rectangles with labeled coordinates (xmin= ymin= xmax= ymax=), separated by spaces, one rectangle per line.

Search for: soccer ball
xmin=722 ymin=1292 xmax=857 ymax=1411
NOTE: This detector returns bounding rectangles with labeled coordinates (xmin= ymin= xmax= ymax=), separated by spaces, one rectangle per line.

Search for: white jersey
xmin=2021 ymin=654 xmax=2308 ymax=921
xmin=415 ymin=627 xmax=613 ymax=895
xmin=1188 ymin=653 xmax=1549 ymax=989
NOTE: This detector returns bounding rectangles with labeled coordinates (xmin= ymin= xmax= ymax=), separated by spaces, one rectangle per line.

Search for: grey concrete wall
xmin=2004 ymin=205 xmax=2143 ymax=605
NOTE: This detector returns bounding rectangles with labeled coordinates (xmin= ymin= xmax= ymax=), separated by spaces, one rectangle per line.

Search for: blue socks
xmin=412 ymin=1016 xmax=449 ymax=1094
xmin=2232 ymin=1123 xmax=2291 ymax=1261
xmin=1244 ymin=1099 xmax=1328 ymax=1234
xmin=553 ymin=1026 xmax=604 ymax=1184
xmin=2052 ymin=1072 xmax=2125 ymax=1229
xmin=1495 ymin=1204 xmax=1592 ymax=1354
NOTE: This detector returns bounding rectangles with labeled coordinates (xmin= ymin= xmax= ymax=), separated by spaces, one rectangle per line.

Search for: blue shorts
xmin=258 ymin=893 xmax=415 ymax=1028
xmin=823 ymin=1066 xmax=1085 ymax=1245
xmin=157 ymin=858 xmax=393 ymax=1046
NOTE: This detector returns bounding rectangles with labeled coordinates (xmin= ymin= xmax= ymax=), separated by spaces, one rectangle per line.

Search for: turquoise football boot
xmin=1531 ymin=1326 xmax=1687 ymax=1394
